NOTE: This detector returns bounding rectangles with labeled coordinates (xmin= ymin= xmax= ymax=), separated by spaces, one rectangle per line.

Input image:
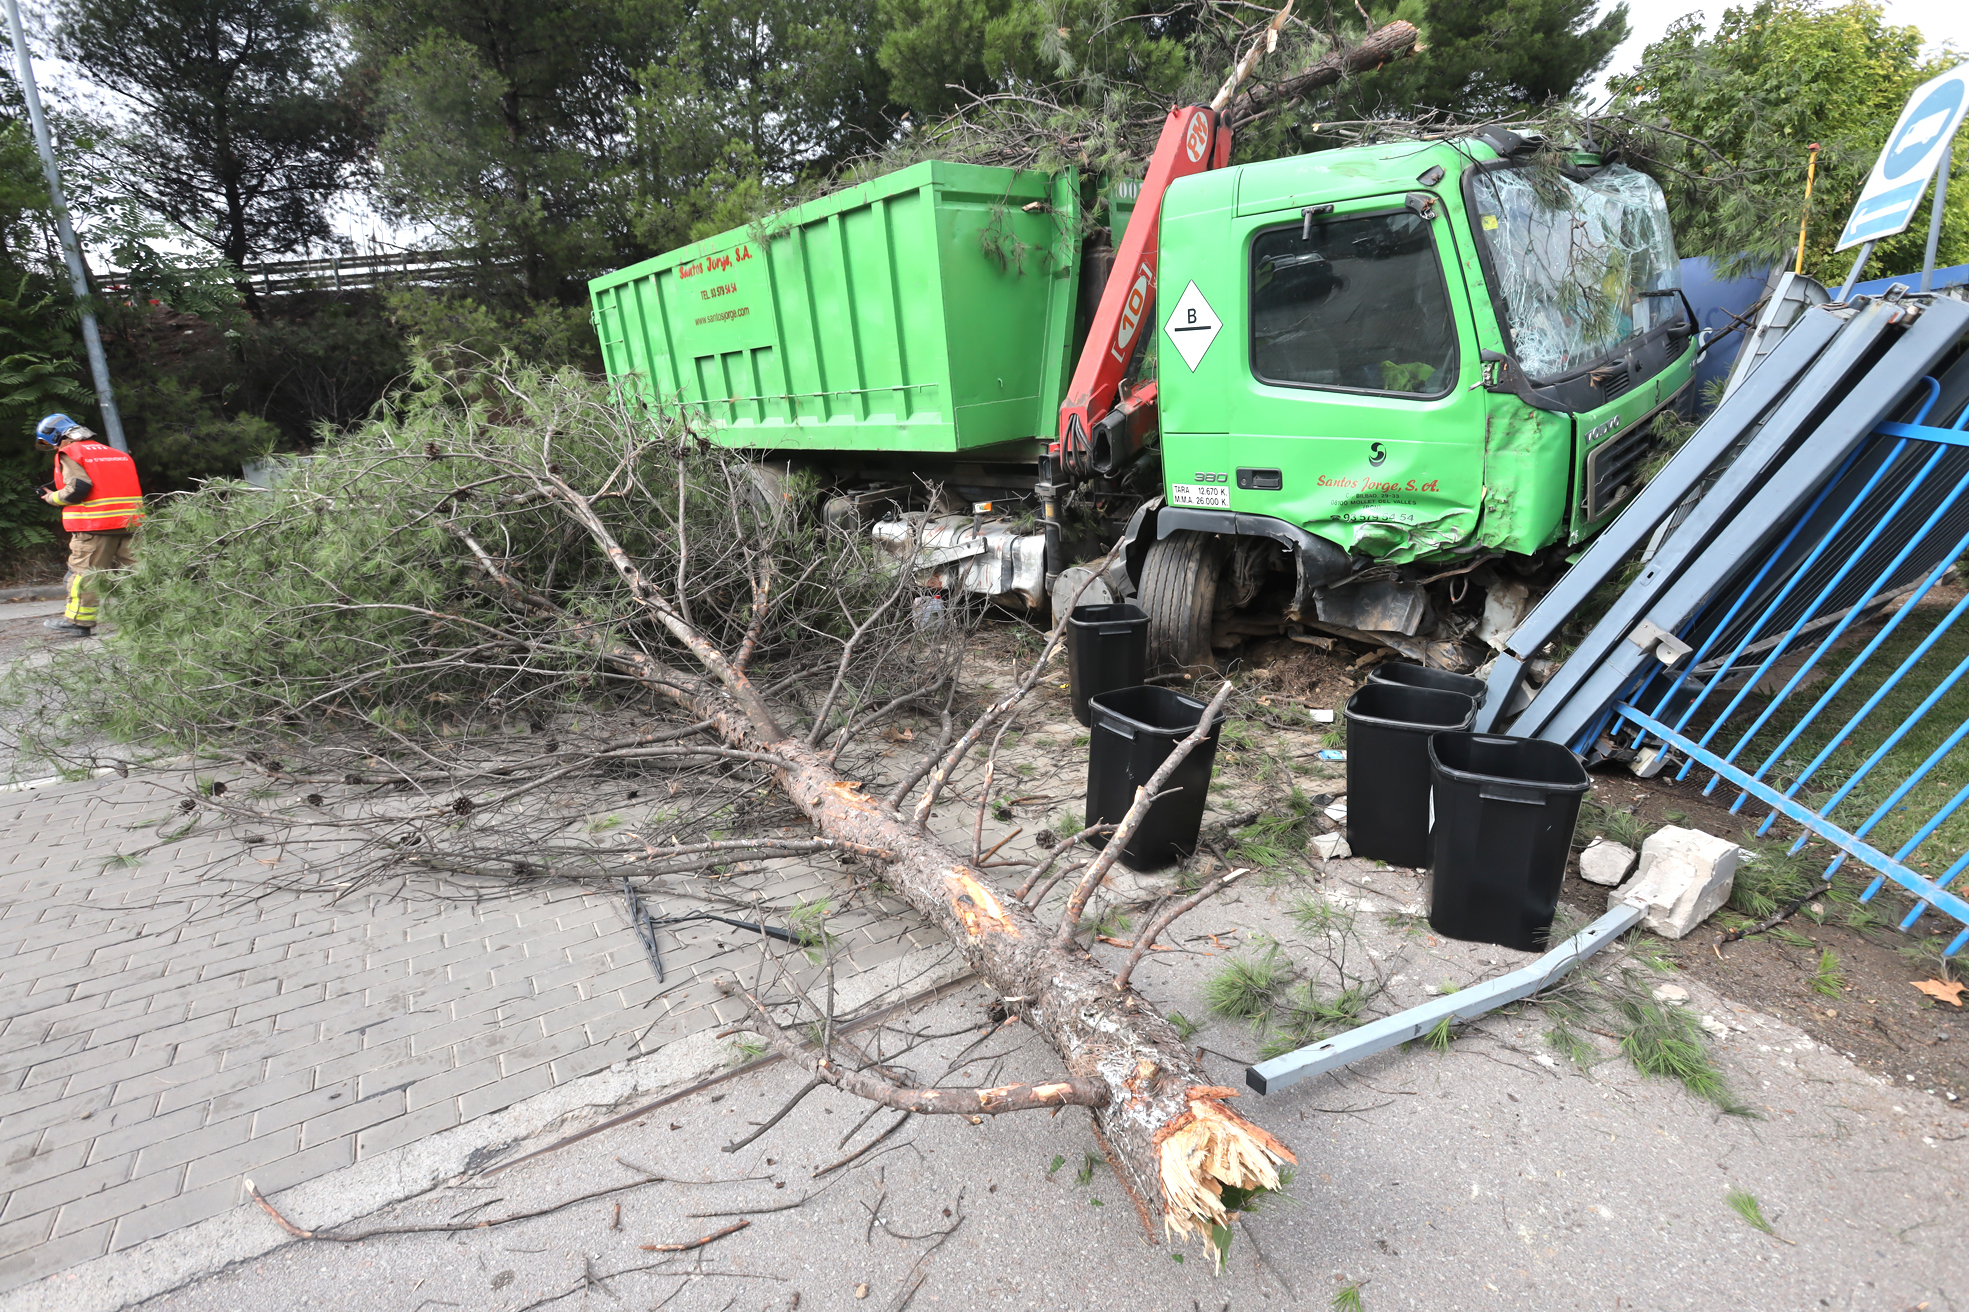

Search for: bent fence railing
xmin=1490 ymin=292 xmax=1969 ymax=956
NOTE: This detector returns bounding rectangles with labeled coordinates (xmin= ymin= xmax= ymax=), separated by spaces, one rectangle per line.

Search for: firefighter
xmin=34 ymin=414 xmax=143 ymax=638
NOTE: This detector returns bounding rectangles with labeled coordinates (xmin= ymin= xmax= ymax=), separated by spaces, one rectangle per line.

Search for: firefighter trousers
xmin=65 ymin=531 xmax=137 ymax=627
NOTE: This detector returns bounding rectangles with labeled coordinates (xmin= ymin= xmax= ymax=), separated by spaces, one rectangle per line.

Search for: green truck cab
xmin=589 ymin=130 xmax=1697 ymax=671
xmin=1133 ymin=132 xmax=1697 ymax=666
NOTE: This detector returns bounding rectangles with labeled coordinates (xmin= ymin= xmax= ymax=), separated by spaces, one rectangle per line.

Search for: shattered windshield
xmin=1250 ymin=209 xmax=1458 ymax=397
xmin=1469 ymin=163 xmax=1681 ymax=381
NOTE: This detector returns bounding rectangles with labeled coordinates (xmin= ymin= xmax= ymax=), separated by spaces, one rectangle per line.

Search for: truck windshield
xmin=1250 ymin=209 xmax=1457 ymax=397
xmin=1469 ymin=163 xmax=1681 ymax=381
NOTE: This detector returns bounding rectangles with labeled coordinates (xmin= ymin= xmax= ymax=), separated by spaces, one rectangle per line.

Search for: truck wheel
xmin=1139 ymin=531 xmax=1224 ymax=674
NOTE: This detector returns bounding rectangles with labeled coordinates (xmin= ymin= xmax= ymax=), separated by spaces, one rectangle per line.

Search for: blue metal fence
xmin=1604 ymin=378 xmax=1969 ymax=956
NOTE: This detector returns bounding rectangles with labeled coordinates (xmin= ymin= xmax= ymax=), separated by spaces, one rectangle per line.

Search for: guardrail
xmin=106 ymin=248 xmax=521 ymax=297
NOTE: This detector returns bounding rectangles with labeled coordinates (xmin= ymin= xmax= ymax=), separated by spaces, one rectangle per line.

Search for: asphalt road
xmin=117 ymin=868 xmax=1964 ymax=1312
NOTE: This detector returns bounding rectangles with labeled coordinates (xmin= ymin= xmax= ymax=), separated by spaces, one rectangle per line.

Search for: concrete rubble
xmin=1578 ymin=836 xmax=1638 ymax=886
xmin=1617 ymin=825 xmax=1742 ymax=939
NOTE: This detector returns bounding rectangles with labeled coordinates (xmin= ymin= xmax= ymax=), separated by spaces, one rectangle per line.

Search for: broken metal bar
xmin=1244 ymin=900 xmax=1646 ymax=1095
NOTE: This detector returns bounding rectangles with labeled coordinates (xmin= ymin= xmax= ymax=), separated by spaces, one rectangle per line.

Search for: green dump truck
xmin=590 ymin=125 xmax=1699 ymax=671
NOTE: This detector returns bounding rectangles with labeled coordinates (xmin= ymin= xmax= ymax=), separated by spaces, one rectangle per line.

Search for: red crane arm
xmin=1053 ymin=104 xmax=1232 ymax=476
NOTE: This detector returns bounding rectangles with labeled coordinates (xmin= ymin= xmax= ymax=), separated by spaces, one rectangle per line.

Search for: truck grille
xmin=1585 ymin=422 xmax=1656 ymax=519
xmin=1590 ymin=364 xmax=1633 ymax=400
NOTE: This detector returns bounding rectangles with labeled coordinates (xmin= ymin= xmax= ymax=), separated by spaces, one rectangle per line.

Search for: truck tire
xmin=1139 ymin=531 xmax=1224 ymax=674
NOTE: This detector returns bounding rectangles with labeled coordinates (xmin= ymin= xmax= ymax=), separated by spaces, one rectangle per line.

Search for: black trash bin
xmin=1344 ymin=684 xmax=1477 ymax=868
xmin=1367 ymin=661 xmax=1488 ymax=706
xmin=1085 ymin=685 xmax=1222 ymax=869
xmin=1426 ymin=732 xmax=1591 ymax=953
xmin=1067 ymin=603 xmax=1149 ymax=727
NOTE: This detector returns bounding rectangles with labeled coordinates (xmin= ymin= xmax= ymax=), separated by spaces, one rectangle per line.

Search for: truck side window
xmin=1250 ymin=210 xmax=1458 ymax=398
xmin=1467 ymin=163 xmax=1682 ymax=381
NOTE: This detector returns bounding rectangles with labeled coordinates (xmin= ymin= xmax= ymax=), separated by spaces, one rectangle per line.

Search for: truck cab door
xmin=1158 ymin=192 xmax=1489 ymax=566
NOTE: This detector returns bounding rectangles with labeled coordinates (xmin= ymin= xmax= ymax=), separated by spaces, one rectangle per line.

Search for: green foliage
xmin=350 ymin=0 xmax=896 ymax=299
xmin=3 ymin=358 xmax=918 ymax=763
xmin=1544 ymin=967 xmax=1755 ymax=1113
xmin=1203 ymin=947 xmax=1289 ymax=1021
xmin=1166 ymin=1010 xmax=1201 ymax=1040
xmin=1420 ymin=1015 xmax=1455 ymax=1052
xmin=1611 ymin=1 xmax=1965 ymax=281
xmin=1230 ymin=796 xmax=1316 ymax=874
xmin=1258 ymin=981 xmax=1368 ymax=1058
xmin=1574 ymin=798 xmax=1648 ymax=851
xmin=627 ymin=0 xmax=894 ymax=253
xmin=1290 ymin=895 xmax=1347 ymax=935
xmin=348 ymin=3 xmax=665 ymax=298
xmin=1340 ymin=0 xmax=1626 ymax=119
xmin=788 ymin=897 xmax=838 ymax=961
xmin=118 ymin=375 xmax=279 ymax=491
xmin=1045 ymin=1153 xmax=1064 ymax=1178
xmin=0 ymin=269 xmax=84 ymax=557
xmin=876 ymin=0 xmax=1193 ymax=122
xmin=1074 ymin=1149 xmax=1099 ymax=1186
xmin=1545 ymin=1019 xmax=1601 ymax=1070
xmin=1332 ymin=1283 xmax=1365 ymax=1312
xmin=88 ymin=200 xmax=247 ymax=325
xmin=1614 ymin=990 xmax=1755 ymax=1115
xmin=1809 ymin=949 xmax=1846 ymax=997
xmin=1726 ymin=1186 xmax=1778 ymax=1237
xmin=54 ymin=0 xmax=367 ymax=267
xmin=382 ymin=289 xmax=597 ymax=375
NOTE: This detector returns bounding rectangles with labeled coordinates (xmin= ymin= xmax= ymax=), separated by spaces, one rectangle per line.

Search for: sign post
xmin=1835 ymin=61 xmax=1969 ymax=296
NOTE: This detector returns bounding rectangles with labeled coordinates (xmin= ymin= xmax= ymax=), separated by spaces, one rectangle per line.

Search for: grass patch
xmin=1259 ymin=982 xmax=1370 ymax=1058
xmin=1419 ymin=1016 xmax=1455 ymax=1053
xmin=1725 ymin=1187 xmax=1789 ymax=1242
xmin=1203 ymin=948 xmax=1291 ymax=1022
xmin=1228 ymin=793 xmax=1319 ymax=879
xmin=1809 ymin=949 xmax=1846 ymax=997
xmin=1542 ymin=967 xmax=1756 ymax=1114
xmin=1207 ymin=927 xmax=1377 ymax=1059
xmin=1716 ymin=600 xmax=1969 ymax=875
xmin=1575 ymin=799 xmax=1648 ymax=851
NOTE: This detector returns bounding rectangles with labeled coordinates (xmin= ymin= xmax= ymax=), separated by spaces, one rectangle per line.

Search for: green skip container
xmin=590 ymin=161 xmax=1082 ymax=457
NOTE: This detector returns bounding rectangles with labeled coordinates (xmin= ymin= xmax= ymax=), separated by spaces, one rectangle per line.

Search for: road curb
xmin=0 ymin=584 xmax=63 ymax=602
xmin=0 ymin=945 xmax=971 ymax=1312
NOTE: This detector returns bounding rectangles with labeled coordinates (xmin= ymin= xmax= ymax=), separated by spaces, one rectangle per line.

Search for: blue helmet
xmin=35 ymin=414 xmax=82 ymax=445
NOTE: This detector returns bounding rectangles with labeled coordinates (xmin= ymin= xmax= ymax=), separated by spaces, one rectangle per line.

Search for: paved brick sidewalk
xmin=0 ymin=773 xmax=938 ymax=1295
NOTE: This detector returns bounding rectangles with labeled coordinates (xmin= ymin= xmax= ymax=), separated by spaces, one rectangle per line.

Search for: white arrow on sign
xmin=1163 ymin=281 xmax=1221 ymax=372
xmin=1837 ymin=61 xmax=1969 ymax=251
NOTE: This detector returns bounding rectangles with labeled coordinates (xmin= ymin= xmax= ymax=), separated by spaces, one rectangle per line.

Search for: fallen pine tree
xmin=11 ymin=361 xmax=1292 ymax=1263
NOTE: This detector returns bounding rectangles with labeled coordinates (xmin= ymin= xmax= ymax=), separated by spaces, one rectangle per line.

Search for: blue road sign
xmin=1837 ymin=63 xmax=1969 ymax=251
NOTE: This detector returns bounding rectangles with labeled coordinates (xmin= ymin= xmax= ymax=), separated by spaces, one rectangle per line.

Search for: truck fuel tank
xmin=871 ymin=513 xmax=1049 ymax=609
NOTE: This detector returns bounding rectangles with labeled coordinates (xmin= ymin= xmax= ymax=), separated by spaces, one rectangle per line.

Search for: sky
xmin=28 ymin=1 xmax=1969 ymax=265
xmin=1601 ymin=0 xmax=1968 ymax=86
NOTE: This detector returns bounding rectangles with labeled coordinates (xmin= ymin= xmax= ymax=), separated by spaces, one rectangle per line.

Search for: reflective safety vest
xmin=55 ymin=439 xmax=144 ymax=532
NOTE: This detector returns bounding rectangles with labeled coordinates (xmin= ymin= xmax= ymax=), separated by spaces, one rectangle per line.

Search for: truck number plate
xmin=1170 ymin=483 xmax=1230 ymax=508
